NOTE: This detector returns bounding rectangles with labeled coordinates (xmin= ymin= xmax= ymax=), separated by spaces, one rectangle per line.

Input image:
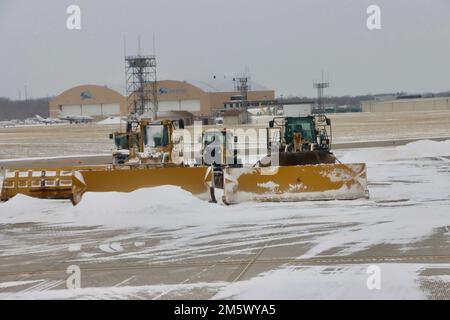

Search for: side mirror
xmin=178 ymin=119 xmax=185 ymax=129
xmin=269 ymin=120 xmax=274 ymax=128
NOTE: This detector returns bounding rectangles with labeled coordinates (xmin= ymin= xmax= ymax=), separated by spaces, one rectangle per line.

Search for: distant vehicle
xmin=35 ymin=115 xmax=66 ymax=125
xmin=57 ymin=112 xmax=94 ymax=124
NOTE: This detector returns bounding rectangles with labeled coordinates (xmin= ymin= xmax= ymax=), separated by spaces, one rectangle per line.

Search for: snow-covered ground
xmin=97 ymin=117 xmax=126 ymax=125
xmin=213 ymin=264 xmax=450 ymax=300
xmin=0 ymin=140 xmax=449 ymax=299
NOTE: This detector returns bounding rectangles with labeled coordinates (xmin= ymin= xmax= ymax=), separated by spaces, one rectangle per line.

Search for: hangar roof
xmin=186 ymin=79 xmax=269 ymax=93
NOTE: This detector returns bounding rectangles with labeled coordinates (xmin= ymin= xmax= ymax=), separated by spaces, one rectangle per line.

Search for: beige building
xmin=49 ymin=85 xmax=127 ymax=119
xmin=362 ymin=97 xmax=450 ymax=112
xmin=154 ymin=79 xmax=274 ymax=118
xmin=50 ymin=80 xmax=274 ymax=120
xmin=219 ymin=109 xmax=249 ymax=126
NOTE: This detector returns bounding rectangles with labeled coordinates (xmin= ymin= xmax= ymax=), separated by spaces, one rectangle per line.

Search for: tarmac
xmin=0 ymin=220 xmax=448 ymax=299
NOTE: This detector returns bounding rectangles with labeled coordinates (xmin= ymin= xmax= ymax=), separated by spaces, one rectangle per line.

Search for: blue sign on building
xmin=159 ymin=87 xmax=186 ymax=95
xmin=80 ymin=91 xmax=93 ymax=100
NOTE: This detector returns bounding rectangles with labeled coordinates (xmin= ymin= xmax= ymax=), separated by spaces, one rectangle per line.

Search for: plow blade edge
xmin=223 ymin=163 xmax=368 ymax=203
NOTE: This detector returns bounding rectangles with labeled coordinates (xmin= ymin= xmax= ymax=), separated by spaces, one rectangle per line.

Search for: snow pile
xmin=97 ymin=117 xmax=125 ymax=125
xmin=213 ymin=264 xmax=430 ymax=300
xmin=0 ymin=186 xmax=215 ymax=228
xmin=339 ymin=139 xmax=450 ymax=163
xmin=0 ymin=195 xmax=68 ymax=224
xmin=73 ymin=186 xmax=220 ymax=228
xmin=395 ymin=139 xmax=450 ymax=158
xmin=0 ymin=186 xmax=294 ymax=230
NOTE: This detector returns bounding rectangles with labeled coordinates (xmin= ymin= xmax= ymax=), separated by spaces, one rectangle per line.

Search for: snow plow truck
xmin=1 ymin=115 xmax=368 ymax=205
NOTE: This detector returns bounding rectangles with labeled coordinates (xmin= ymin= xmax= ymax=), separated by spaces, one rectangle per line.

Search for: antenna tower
xmin=313 ymin=71 xmax=329 ymax=119
xmin=234 ymin=76 xmax=251 ymax=109
xmin=125 ymin=41 xmax=158 ymax=119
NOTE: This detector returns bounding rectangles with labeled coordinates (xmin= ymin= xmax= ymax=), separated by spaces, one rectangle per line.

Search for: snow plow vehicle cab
xmin=264 ymin=115 xmax=336 ymax=166
xmin=110 ymin=118 xmax=185 ymax=166
xmin=270 ymin=115 xmax=331 ymax=152
xmin=197 ymin=129 xmax=241 ymax=167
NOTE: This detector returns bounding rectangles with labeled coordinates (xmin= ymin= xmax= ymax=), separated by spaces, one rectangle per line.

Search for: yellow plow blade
xmin=223 ymin=163 xmax=368 ymax=203
xmin=1 ymin=166 xmax=211 ymax=205
xmin=71 ymin=166 xmax=211 ymax=204
xmin=0 ymin=167 xmax=102 ymax=203
xmin=2 ymin=163 xmax=368 ymax=205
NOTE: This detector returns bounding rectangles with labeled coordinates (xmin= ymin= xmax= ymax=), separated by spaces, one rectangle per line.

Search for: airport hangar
xmin=48 ymin=80 xmax=275 ymax=121
xmin=362 ymin=96 xmax=450 ymax=112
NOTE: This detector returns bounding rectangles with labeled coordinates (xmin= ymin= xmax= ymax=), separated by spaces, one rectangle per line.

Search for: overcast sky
xmin=1 ymin=0 xmax=449 ymax=99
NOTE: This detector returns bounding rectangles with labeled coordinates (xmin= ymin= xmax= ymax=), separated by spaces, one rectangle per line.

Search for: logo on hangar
xmin=159 ymin=87 xmax=186 ymax=95
xmin=80 ymin=91 xmax=93 ymax=100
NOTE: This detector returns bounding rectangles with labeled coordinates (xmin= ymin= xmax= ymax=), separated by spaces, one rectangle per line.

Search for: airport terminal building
xmin=49 ymin=79 xmax=275 ymax=120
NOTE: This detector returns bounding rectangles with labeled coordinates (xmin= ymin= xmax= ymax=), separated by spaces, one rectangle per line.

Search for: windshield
xmin=114 ymin=134 xmax=129 ymax=150
xmin=145 ymin=125 xmax=169 ymax=147
xmin=204 ymin=131 xmax=234 ymax=144
xmin=286 ymin=119 xmax=314 ymax=142
xmin=204 ymin=132 xmax=223 ymax=145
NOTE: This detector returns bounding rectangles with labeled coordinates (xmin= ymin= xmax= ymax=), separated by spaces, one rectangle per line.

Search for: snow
xmin=338 ymin=139 xmax=450 ymax=163
xmin=0 ymin=280 xmax=45 ymax=289
xmin=0 ymin=139 xmax=449 ymax=299
xmin=0 ymin=281 xmax=226 ymax=300
xmin=256 ymin=181 xmax=279 ymax=191
xmin=0 ymin=264 xmax=446 ymax=299
xmin=1 ymin=139 xmax=449 ymax=245
xmin=0 ymin=186 xmax=281 ymax=229
xmin=68 ymin=244 xmax=81 ymax=252
xmin=213 ymin=264 xmax=434 ymax=300
xmin=97 ymin=117 xmax=125 ymax=125
xmin=99 ymin=242 xmax=124 ymax=253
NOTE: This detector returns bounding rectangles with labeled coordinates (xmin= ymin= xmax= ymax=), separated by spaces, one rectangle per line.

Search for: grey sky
xmin=1 ymin=0 xmax=449 ymax=99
